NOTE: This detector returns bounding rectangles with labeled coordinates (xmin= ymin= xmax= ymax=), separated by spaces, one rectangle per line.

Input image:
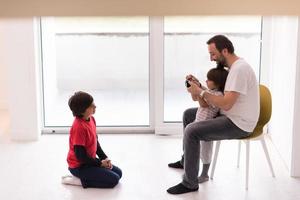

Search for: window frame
xmin=39 ymin=16 xmax=264 ymax=135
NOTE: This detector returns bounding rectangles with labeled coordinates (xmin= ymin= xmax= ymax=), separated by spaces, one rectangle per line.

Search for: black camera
xmin=185 ymin=80 xmax=191 ymax=88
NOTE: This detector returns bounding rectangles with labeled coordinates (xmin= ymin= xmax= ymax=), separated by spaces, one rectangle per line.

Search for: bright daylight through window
xmin=41 ymin=16 xmax=262 ymax=128
xmin=164 ymin=16 xmax=262 ymax=122
xmin=41 ymin=17 xmax=150 ymax=127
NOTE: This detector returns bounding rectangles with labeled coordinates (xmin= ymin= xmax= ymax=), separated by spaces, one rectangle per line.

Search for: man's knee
xmin=182 ymin=109 xmax=188 ymax=122
xmin=184 ymin=124 xmax=198 ymax=140
xmin=183 ymin=108 xmax=197 ymax=126
xmin=184 ymin=123 xmax=209 ymax=141
xmin=183 ymin=108 xmax=195 ymax=117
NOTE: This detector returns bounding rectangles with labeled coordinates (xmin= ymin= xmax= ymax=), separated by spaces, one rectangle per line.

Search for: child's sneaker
xmin=61 ymin=175 xmax=82 ymax=186
xmin=198 ymin=175 xmax=209 ymax=183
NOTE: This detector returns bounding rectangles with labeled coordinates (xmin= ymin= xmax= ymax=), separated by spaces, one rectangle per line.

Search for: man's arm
xmin=202 ymin=91 xmax=239 ymax=111
xmin=188 ymin=81 xmax=239 ymax=111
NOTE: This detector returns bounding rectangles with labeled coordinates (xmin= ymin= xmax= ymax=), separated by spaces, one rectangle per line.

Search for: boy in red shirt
xmin=62 ymin=91 xmax=122 ymax=188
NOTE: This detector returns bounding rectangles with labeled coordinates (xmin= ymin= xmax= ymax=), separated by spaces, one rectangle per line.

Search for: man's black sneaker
xmin=167 ymin=183 xmax=198 ymax=194
xmin=168 ymin=161 xmax=184 ymax=169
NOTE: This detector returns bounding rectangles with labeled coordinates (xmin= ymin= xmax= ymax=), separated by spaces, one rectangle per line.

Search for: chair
xmin=210 ymin=84 xmax=275 ymax=190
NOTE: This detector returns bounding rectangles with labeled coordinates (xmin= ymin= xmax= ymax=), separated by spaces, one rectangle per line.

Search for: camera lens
xmin=185 ymin=80 xmax=191 ymax=88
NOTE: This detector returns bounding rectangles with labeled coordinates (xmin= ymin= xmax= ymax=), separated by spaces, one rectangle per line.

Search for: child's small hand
xmin=101 ymin=158 xmax=113 ymax=169
xmin=101 ymin=159 xmax=109 ymax=168
xmin=186 ymin=74 xmax=202 ymax=88
xmin=188 ymin=81 xmax=202 ymax=96
xmin=105 ymin=158 xmax=113 ymax=169
xmin=186 ymin=74 xmax=197 ymax=81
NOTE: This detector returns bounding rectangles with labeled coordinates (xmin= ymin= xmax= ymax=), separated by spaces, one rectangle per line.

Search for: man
xmin=167 ymin=35 xmax=260 ymax=195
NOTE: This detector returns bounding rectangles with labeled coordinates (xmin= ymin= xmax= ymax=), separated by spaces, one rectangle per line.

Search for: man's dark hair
xmin=207 ymin=66 xmax=229 ymax=92
xmin=207 ymin=35 xmax=234 ymax=54
xmin=68 ymin=91 xmax=93 ymax=118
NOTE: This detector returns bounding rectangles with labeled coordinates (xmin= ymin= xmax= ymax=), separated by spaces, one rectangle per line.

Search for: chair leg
xmin=210 ymin=141 xmax=221 ymax=179
xmin=245 ymin=140 xmax=250 ymax=190
xmin=260 ymin=138 xmax=275 ymax=177
xmin=237 ymin=141 xmax=241 ymax=168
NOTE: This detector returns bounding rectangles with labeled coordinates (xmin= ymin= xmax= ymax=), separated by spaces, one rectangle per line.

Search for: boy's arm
xmin=74 ymin=145 xmax=101 ymax=166
xmin=96 ymin=141 xmax=108 ymax=160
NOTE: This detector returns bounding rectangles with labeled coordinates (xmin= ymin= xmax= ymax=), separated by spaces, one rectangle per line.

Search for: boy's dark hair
xmin=207 ymin=35 xmax=234 ymax=54
xmin=68 ymin=91 xmax=93 ymax=118
xmin=207 ymin=65 xmax=229 ymax=92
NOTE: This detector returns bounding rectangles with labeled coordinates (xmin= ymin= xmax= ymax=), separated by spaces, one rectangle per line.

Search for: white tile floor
xmin=1 ymin=130 xmax=300 ymax=200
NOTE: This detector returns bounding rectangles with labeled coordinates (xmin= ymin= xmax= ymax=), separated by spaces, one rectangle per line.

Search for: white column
xmin=291 ymin=17 xmax=300 ymax=177
xmin=150 ymin=17 xmax=182 ymax=135
xmin=0 ymin=64 xmax=8 ymax=110
xmin=0 ymin=21 xmax=8 ymax=110
xmin=0 ymin=18 xmax=41 ymax=141
xmin=265 ymin=16 xmax=299 ymax=176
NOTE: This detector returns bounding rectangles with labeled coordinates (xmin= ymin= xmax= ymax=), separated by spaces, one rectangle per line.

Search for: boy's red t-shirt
xmin=67 ymin=116 xmax=97 ymax=168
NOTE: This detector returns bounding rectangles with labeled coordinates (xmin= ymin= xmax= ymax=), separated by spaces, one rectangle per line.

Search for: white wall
xmin=0 ymin=18 xmax=41 ymax=141
xmin=0 ymin=66 xmax=8 ymax=110
xmin=291 ymin=19 xmax=300 ymax=177
xmin=0 ymin=23 xmax=8 ymax=110
xmin=265 ymin=16 xmax=299 ymax=176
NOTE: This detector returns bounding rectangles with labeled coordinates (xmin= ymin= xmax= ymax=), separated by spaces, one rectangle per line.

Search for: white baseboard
xmin=10 ymin=129 xmax=40 ymax=141
xmin=155 ymin=124 xmax=182 ymax=135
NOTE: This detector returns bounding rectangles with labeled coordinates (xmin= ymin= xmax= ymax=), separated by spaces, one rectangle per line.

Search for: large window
xmin=41 ymin=17 xmax=149 ymax=127
xmin=41 ymin=16 xmax=262 ymax=132
xmin=164 ymin=16 xmax=262 ymax=121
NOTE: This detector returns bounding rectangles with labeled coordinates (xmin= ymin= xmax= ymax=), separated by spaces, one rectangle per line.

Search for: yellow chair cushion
xmin=244 ymin=84 xmax=272 ymax=139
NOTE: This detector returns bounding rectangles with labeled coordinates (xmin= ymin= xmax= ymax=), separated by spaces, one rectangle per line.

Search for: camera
xmin=185 ymin=80 xmax=191 ymax=88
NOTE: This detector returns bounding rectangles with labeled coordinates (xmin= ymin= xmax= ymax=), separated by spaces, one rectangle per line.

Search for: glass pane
xmin=41 ymin=17 xmax=149 ymax=126
xmin=164 ymin=16 xmax=262 ymax=122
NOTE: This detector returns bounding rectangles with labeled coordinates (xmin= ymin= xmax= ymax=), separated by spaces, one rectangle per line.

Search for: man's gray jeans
xmin=181 ymin=108 xmax=250 ymax=189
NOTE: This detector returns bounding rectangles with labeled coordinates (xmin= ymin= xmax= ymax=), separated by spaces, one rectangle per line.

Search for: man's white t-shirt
xmin=220 ymin=58 xmax=259 ymax=132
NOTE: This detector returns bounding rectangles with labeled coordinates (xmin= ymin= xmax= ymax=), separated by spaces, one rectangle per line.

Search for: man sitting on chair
xmin=167 ymin=35 xmax=260 ymax=195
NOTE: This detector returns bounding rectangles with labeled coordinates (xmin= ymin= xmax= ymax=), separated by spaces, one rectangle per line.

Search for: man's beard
xmin=216 ymin=62 xmax=225 ymax=69
xmin=216 ymin=56 xmax=227 ymax=68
